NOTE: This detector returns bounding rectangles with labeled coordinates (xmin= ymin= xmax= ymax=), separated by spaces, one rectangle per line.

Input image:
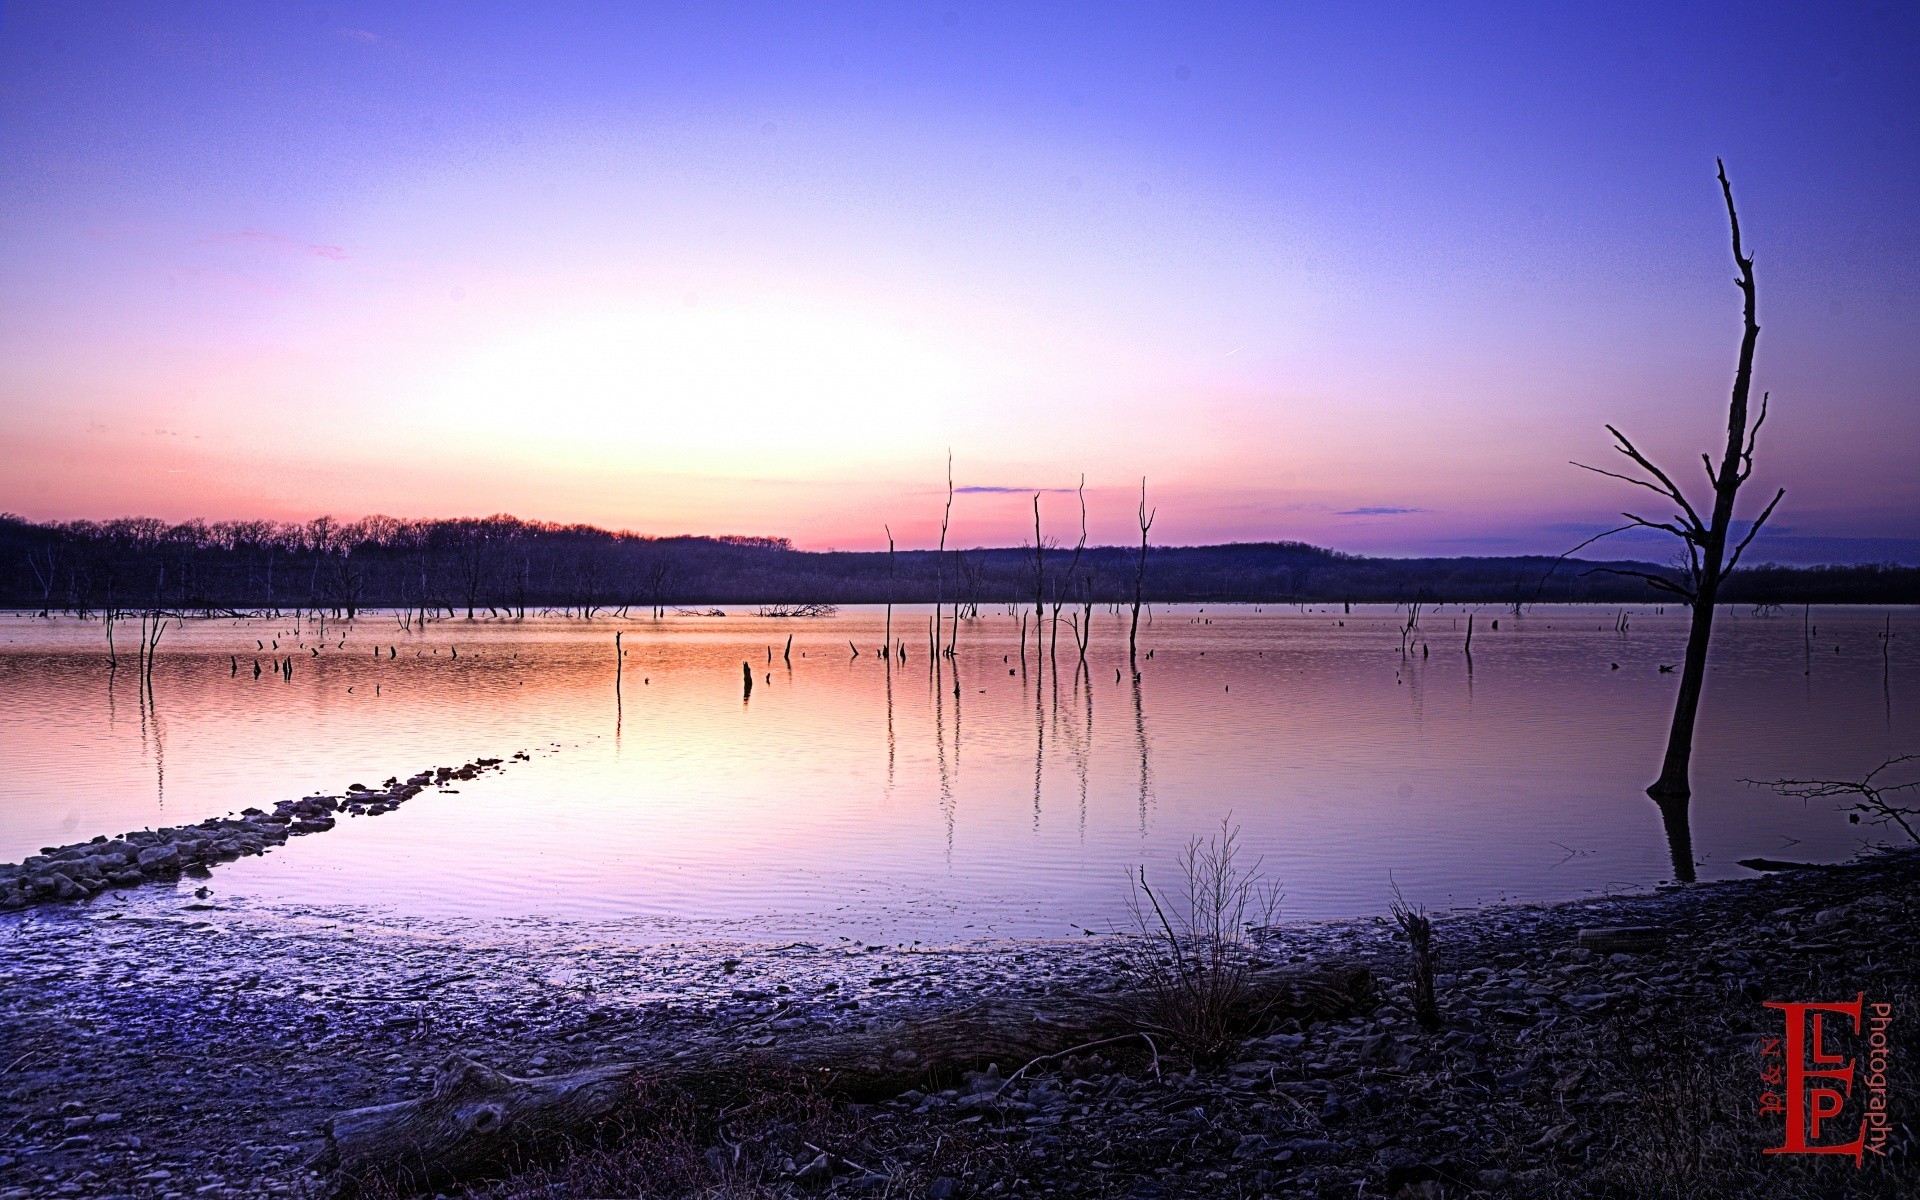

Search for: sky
xmin=1 ymin=2 xmax=1916 ymax=560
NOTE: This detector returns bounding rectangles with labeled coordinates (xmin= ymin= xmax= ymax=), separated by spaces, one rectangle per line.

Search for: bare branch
xmin=1583 ymin=566 xmax=1696 ymax=602
xmin=1744 ymin=754 xmax=1920 ymax=845
xmin=1864 ymin=755 xmax=1920 ymax=790
xmin=1528 ymin=522 xmax=1639 ymax=603
xmin=1570 ymin=461 xmax=1703 ymax=528
xmin=1723 ymin=487 xmax=1786 ymax=575
xmin=1606 ymin=425 xmax=1706 ymax=530
xmin=1718 ymin=157 xmax=1752 ymax=274
xmin=1619 ymin=512 xmax=1701 ymax=545
xmin=1738 ymin=391 xmax=1770 ymax=484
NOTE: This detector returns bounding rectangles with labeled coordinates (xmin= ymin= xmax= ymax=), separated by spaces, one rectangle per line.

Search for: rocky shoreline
xmin=2 ymin=837 xmax=1914 ymax=1198
xmin=0 ymin=757 xmax=511 ymax=911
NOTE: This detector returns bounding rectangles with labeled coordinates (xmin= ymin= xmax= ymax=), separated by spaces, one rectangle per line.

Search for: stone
xmin=794 ymin=1151 xmax=833 ymax=1186
xmin=137 ymin=844 xmax=181 ymax=873
xmin=1576 ymin=926 xmax=1665 ymax=953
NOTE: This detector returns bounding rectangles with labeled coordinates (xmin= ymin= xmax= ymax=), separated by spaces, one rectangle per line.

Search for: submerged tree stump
xmin=316 ymin=961 xmax=1373 ymax=1195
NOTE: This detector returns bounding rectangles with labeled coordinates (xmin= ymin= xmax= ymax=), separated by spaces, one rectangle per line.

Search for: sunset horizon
xmin=5 ymin=5 xmax=1916 ymax=559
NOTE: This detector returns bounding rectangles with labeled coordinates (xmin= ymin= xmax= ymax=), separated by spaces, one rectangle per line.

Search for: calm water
xmin=1 ymin=605 xmax=1912 ymax=942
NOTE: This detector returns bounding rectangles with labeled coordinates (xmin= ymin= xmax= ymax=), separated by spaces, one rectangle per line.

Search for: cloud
xmin=1337 ymin=505 xmax=1424 ymax=517
xmin=954 ymin=485 xmax=1077 ymax=494
xmin=202 ymin=230 xmax=346 ymax=260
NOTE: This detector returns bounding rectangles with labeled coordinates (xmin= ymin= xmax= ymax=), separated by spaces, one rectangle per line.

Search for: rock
xmin=795 ymin=1151 xmax=834 ymax=1186
xmin=1274 ymin=1138 xmax=1346 ymax=1161
xmin=137 ymin=844 xmax=181 ymax=873
xmin=1576 ymin=926 xmax=1665 ymax=953
xmin=1382 ymin=1155 xmax=1469 ymax=1197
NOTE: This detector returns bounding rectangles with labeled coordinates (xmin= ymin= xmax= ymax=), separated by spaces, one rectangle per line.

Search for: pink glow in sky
xmin=2 ymin=4 xmax=1915 ymax=559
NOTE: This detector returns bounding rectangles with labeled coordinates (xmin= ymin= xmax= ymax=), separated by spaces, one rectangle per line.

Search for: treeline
xmin=2 ymin=513 xmax=1914 ymax=616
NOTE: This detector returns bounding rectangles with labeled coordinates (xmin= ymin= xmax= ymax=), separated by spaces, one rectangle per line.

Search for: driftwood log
xmin=315 ymin=961 xmax=1373 ymax=1195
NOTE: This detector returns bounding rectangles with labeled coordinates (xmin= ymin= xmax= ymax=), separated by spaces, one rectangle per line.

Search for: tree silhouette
xmin=1572 ymin=161 xmax=1785 ymax=875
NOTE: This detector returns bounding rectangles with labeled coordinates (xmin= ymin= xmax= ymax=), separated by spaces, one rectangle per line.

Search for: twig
xmin=803 ymin=1141 xmax=883 ymax=1179
xmin=993 ymin=1032 xmax=1161 ymax=1098
xmin=336 ymin=973 xmax=477 ymax=1001
xmin=2 ymin=1051 xmax=46 ymax=1075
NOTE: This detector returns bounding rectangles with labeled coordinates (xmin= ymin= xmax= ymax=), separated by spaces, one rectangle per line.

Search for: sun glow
xmin=415 ymin=297 xmax=983 ymax=473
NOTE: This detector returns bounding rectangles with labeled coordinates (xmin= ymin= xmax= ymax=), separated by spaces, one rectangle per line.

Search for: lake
xmin=1 ymin=604 xmax=1911 ymax=942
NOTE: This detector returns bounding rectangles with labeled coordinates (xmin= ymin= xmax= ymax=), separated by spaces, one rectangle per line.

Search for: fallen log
xmin=1736 ymin=857 xmax=1843 ymax=873
xmin=1575 ymin=926 xmax=1667 ymax=954
xmin=315 ymin=961 xmax=1373 ymax=1196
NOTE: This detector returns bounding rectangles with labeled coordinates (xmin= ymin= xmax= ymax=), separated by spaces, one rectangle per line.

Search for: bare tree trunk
xmin=1130 ymin=478 xmax=1154 ymax=669
xmin=1652 ymin=602 xmax=1719 ymax=801
xmin=1573 ymin=162 xmax=1784 ymax=831
xmin=1645 ymin=165 xmax=1780 ymax=805
xmin=1049 ymin=475 xmax=1086 ymax=671
xmin=1031 ymin=493 xmax=1046 ymax=676
xmin=935 ymin=453 xmax=953 ymax=660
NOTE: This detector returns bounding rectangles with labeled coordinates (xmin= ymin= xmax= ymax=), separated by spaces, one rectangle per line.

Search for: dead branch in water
xmin=1744 ymin=755 xmax=1920 ymax=845
xmin=756 ymin=603 xmax=838 ymax=618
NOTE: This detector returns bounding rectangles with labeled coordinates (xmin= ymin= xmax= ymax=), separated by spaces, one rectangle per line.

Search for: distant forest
xmin=2 ymin=513 xmax=1913 ymax=617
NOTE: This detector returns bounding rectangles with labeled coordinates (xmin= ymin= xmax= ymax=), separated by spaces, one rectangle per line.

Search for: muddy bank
xmin=2 ymin=848 xmax=1914 ymax=1199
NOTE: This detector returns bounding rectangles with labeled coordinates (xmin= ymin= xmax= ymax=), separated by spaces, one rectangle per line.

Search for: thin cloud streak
xmin=200 ymin=230 xmax=346 ymax=260
xmin=954 ymin=486 xmax=1078 ymax=495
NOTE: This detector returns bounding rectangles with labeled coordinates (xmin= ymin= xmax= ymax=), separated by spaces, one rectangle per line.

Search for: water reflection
xmin=0 ymin=606 xmax=1912 ymax=940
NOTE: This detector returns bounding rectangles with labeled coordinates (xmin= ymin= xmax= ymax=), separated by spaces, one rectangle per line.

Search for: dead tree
xmin=1129 ymin=478 xmax=1155 ymax=669
xmin=1031 ymin=493 xmax=1048 ymax=667
xmin=1050 ymin=475 xmax=1088 ymax=667
xmin=935 ymin=453 xmax=953 ymax=660
xmin=25 ymin=547 xmax=58 ymax=617
xmin=642 ymin=555 xmax=671 ymax=620
xmin=1398 ymin=599 xmax=1423 ymax=657
xmin=1572 ymin=161 xmax=1784 ymax=811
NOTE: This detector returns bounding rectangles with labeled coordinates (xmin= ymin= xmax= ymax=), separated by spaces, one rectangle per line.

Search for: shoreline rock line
xmin=0 ymin=755 xmax=509 ymax=911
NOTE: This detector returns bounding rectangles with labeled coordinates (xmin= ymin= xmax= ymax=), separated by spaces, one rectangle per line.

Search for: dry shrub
xmin=1388 ymin=878 xmax=1440 ymax=1032
xmin=1122 ymin=818 xmax=1283 ymax=1066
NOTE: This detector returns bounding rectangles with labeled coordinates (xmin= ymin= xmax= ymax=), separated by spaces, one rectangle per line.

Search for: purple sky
xmin=2 ymin=3 xmax=1915 ymax=560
